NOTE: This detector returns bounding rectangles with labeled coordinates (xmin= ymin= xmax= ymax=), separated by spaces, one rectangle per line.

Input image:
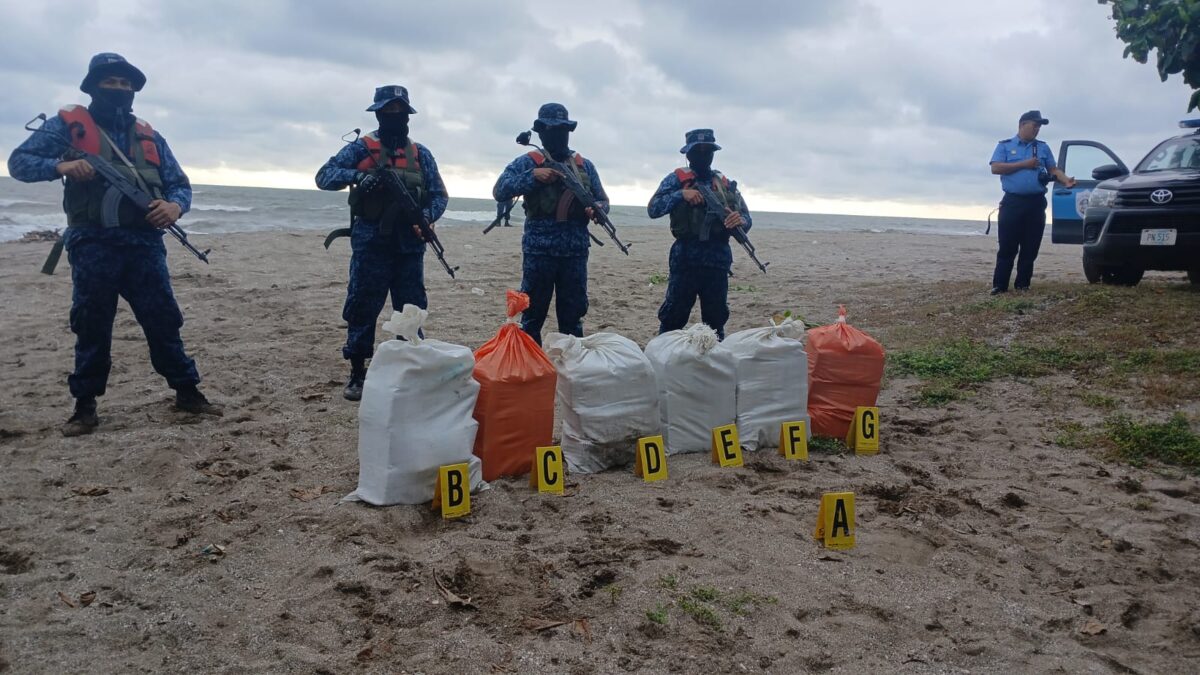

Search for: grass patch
xmin=645 ymin=603 xmax=669 ymax=625
xmin=679 ymin=597 xmax=722 ymax=630
xmin=607 ymin=584 xmax=623 ymax=605
xmin=731 ymin=285 xmax=758 ymax=292
xmin=690 ymin=586 xmax=720 ymax=602
xmin=809 ymin=436 xmax=845 ymax=454
xmin=915 ymin=382 xmax=963 ymax=407
xmin=889 ymin=339 xmax=1106 ymax=406
xmin=1115 ymin=349 xmax=1200 ymax=376
xmin=1055 ymin=422 xmax=1097 ymax=450
xmin=1103 ymin=414 xmax=1200 ymax=472
xmin=658 ymin=574 xmax=678 ymax=590
xmin=1079 ymin=392 xmax=1119 ymax=410
xmin=966 ymin=297 xmax=1038 ymax=314
xmin=723 ymin=592 xmax=778 ymax=616
xmin=648 ymin=273 xmax=668 ymax=286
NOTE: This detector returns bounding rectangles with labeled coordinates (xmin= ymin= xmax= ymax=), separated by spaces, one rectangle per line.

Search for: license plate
xmin=1140 ymin=229 xmax=1177 ymax=246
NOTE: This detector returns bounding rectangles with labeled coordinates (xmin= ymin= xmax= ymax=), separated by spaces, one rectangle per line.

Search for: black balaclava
xmin=538 ymin=127 xmax=571 ymax=161
xmin=686 ymin=146 xmax=715 ymax=179
xmin=88 ymin=87 xmax=136 ymax=129
xmin=376 ymin=111 xmax=409 ymax=148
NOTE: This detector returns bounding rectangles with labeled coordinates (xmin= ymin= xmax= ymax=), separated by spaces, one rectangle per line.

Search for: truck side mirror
xmin=1092 ymin=164 xmax=1126 ymax=181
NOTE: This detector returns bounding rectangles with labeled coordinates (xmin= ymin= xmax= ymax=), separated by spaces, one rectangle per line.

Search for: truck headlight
xmin=1088 ymin=188 xmax=1117 ymax=209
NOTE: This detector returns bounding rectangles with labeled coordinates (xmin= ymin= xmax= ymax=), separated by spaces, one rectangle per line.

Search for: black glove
xmin=355 ymin=172 xmax=381 ymax=194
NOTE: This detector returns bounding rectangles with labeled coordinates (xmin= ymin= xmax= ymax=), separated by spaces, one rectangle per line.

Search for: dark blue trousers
xmin=66 ymin=235 xmax=200 ymax=398
xmin=520 ymin=253 xmax=589 ymax=345
xmin=657 ymin=262 xmax=730 ymax=339
xmin=992 ymin=192 xmax=1047 ymax=291
xmin=343 ymin=225 xmax=427 ymax=360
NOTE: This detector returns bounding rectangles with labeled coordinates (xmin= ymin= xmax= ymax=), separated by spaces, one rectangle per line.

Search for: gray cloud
xmin=0 ymin=0 xmax=1193 ymax=213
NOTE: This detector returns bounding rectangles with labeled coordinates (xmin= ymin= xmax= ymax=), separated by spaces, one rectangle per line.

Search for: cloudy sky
xmin=0 ymin=0 xmax=1194 ymax=219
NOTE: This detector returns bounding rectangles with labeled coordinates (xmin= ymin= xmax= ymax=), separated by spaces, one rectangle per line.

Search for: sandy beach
xmin=2 ymin=224 xmax=1198 ymax=674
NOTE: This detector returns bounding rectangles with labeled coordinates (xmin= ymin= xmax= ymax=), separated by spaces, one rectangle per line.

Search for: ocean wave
xmin=441 ymin=210 xmax=502 ymax=223
xmin=0 ymin=214 xmax=66 ymax=242
xmin=192 ymin=204 xmax=254 ymax=212
xmin=0 ymin=198 xmax=54 ymax=208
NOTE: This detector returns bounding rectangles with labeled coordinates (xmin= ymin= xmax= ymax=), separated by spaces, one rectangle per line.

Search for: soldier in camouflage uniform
xmin=7 ymin=52 xmax=222 ymax=437
xmin=648 ymin=129 xmax=752 ymax=340
xmin=492 ymin=103 xmax=610 ymax=345
xmin=315 ymin=85 xmax=448 ymax=400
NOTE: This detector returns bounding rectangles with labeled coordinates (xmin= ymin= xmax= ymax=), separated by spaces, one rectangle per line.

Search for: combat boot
xmin=62 ymin=396 xmax=99 ymax=437
xmin=175 ymin=385 xmax=225 ymax=416
xmin=343 ymin=358 xmax=367 ymax=401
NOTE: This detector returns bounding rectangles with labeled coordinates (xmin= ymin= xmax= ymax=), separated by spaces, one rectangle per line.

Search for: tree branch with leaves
xmin=1098 ymin=0 xmax=1200 ymax=111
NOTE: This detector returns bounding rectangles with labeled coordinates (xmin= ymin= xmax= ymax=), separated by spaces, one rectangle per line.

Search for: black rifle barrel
xmin=693 ymin=181 xmax=768 ymax=274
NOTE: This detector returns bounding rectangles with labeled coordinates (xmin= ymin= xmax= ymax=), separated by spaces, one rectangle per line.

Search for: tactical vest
xmin=669 ymin=168 xmax=737 ymax=241
xmin=347 ymin=133 xmax=429 ymax=223
xmin=523 ymin=150 xmax=592 ymax=222
xmin=58 ymin=105 xmax=164 ymax=228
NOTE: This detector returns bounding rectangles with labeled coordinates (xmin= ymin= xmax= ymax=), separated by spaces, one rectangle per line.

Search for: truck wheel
xmin=1082 ymin=252 xmax=1102 ymax=284
xmin=1101 ymin=265 xmax=1144 ymax=287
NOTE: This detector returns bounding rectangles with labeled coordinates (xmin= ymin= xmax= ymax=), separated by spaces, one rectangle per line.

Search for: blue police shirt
xmin=990 ymin=135 xmax=1056 ymax=195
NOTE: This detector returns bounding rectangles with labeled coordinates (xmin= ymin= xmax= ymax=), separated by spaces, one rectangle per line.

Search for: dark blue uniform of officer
xmin=648 ymin=129 xmax=752 ymax=339
xmin=315 ymin=86 xmax=448 ymax=400
xmin=988 ymin=110 xmax=1076 ymax=294
xmin=7 ymin=53 xmax=221 ymax=437
xmin=493 ymin=103 xmax=610 ymax=345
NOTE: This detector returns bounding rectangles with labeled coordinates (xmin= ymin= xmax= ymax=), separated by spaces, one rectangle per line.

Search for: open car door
xmin=1051 ymin=140 xmax=1127 ymax=243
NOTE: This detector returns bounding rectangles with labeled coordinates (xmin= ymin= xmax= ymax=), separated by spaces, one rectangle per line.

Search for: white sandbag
xmin=347 ymin=306 xmax=484 ymax=505
xmin=544 ymin=332 xmax=660 ymax=473
xmin=644 ymin=324 xmax=737 ymax=455
xmin=724 ymin=317 xmax=811 ymax=451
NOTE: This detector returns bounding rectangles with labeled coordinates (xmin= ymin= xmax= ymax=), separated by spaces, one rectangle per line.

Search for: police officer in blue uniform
xmin=988 ymin=110 xmax=1076 ymax=294
xmin=315 ymin=86 xmax=449 ymax=400
xmin=492 ymin=103 xmax=610 ymax=345
xmin=648 ymin=129 xmax=752 ymax=339
xmin=7 ymin=53 xmax=222 ymax=437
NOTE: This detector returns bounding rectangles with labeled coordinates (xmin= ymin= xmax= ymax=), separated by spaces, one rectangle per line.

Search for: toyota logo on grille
xmin=1150 ymin=189 xmax=1174 ymax=204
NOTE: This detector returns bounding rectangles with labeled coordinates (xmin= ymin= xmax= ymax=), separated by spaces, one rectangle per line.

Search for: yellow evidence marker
xmin=813 ymin=492 xmax=856 ymax=550
xmin=431 ymin=462 xmax=471 ymax=519
xmin=711 ymin=424 xmax=743 ymax=467
xmin=845 ymin=406 xmax=880 ymax=455
xmin=778 ymin=421 xmax=809 ymax=460
xmin=530 ymin=446 xmax=565 ymax=494
xmin=635 ymin=435 xmax=668 ymax=482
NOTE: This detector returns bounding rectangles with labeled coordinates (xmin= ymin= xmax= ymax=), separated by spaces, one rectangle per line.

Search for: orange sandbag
xmin=472 ymin=290 xmax=557 ymax=480
xmin=807 ymin=305 xmax=886 ymax=438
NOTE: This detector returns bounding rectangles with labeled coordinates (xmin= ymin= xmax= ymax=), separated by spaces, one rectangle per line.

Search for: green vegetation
xmin=1055 ymin=414 xmax=1200 ymax=473
xmin=1104 ymin=414 xmax=1200 ymax=472
xmin=658 ymin=574 xmax=678 ymax=590
xmin=648 ymin=273 xmax=668 ymax=286
xmin=679 ymin=597 xmax=722 ymax=630
xmin=1079 ymin=392 xmax=1119 ymax=410
xmin=645 ymin=603 xmax=669 ymax=625
xmin=1098 ymin=0 xmax=1200 ymax=111
xmin=723 ymin=591 xmax=779 ymax=616
xmin=690 ymin=586 xmax=720 ymax=602
xmin=890 ymin=337 xmax=1200 ymax=407
xmin=809 ymin=436 xmax=845 ymax=454
xmin=1055 ymin=422 xmax=1096 ymax=450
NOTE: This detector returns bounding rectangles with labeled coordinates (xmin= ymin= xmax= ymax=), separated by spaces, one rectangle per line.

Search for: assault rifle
xmin=482 ymin=198 xmax=514 ymax=235
xmin=376 ymin=165 xmax=458 ymax=279
xmin=691 ymin=179 xmax=769 ymax=274
xmin=23 ymin=113 xmax=210 ymax=275
xmin=515 ymin=131 xmax=629 ymax=254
